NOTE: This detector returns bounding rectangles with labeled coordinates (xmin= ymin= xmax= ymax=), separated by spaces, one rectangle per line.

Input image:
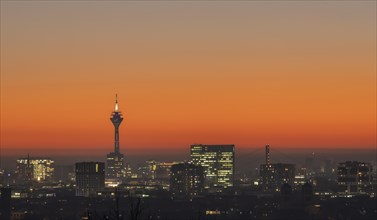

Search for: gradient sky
xmin=1 ymin=1 xmax=376 ymax=156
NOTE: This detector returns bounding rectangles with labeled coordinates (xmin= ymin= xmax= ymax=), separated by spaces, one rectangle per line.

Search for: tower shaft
xmin=114 ymin=126 xmax=120 ymax=153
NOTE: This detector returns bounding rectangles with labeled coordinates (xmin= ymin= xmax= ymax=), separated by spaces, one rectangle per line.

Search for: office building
xmin=155 ymin=161 xmax=180 ymax=189
xmin=16 ymin=156 xmax=54 ymax=182
xmin=146 ymin=160 xmax=158 ymax=180
xmin=170 ymin=163 xmax=204 ymax=199
xmin=260 ymin=145 xmax=295 ymax=192
xmin=144 ymin=160 xmax=179 ymax=181
xmin=190 ymin=144 xmax=235 ymax=189
xmin=337 ymin=161 xmax=373 ymax=194
xmin=106 ymin=94 xmax=125 ymax=180
xmin=124 ymin=163 xmax=133 ymax=179
xmin=156 ymin=162 xmax=179 ymax=180
xmin=132 ymin=160 xmax=179 ymax=189
xmin=75 ymin=162 xmax=105 ymax=197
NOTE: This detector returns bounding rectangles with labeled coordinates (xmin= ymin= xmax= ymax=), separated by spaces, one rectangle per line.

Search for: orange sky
xmin=1 ymin=1 xmax=376 ymax=156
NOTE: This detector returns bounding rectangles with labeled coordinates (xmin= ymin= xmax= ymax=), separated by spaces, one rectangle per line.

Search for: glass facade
xmin=75 ymin=162 xmax=105 ymax=197
xmin=190 ymin=144 xmax=235 ymax=189
xmin=16 ymin=158 xmax=54 ymax=182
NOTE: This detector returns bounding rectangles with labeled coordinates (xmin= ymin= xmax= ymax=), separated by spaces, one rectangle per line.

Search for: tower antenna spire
xmin=115 ymin=94 xmax=118 ymax=112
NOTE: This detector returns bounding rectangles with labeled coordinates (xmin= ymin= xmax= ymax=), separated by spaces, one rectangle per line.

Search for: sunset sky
xmin=1 ymin=1 xmax=376 ymax=156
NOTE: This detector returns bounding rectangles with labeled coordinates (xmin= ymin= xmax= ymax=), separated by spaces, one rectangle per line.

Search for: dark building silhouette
xmin=53 ymin=165 xmax=74 ymax=183
xmin=0 ymin=169 xmax=4 ymax=187
xmin=260 ymin=145 xmax=295 ymax=192
xmin=304 ymin=152 xmax=320 ymax=174
xmin=301 ymin=182 xmax=313 ymax=201
xmin=0 ymin=188 xmax=11 ymax=220
xmin=75 ymin=162 xmax=105 ymax=197
xmin=281 ymin=183 xmax=292 ymax=200
xmin=260 ymin=163 xmax=295 ymax=192
xmin=106 ymin=94 xmax=125 ymax=181
xmin=170 ymin=163 xmax=204 ymax=199
xmin=337 ymin=161 xmax=373 ymax=194
xmin=156 ymin=162 xmax=179 ymax=181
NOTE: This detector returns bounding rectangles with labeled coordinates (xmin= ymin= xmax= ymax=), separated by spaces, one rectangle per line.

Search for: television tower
xmin=106 ymin=94 xmax=125 ymax=181
xmin=111 ymin=94 xmax=123 ymax=153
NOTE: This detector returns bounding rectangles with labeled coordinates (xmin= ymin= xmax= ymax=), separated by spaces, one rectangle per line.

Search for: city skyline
xmin=1 ymin=1 xmax=376 ymax=220
xmin=1 ymin=1 xmax=376 ymax=157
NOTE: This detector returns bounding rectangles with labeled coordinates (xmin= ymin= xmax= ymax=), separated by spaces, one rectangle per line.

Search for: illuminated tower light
xmin=115 ymin=94 xmax=118 ymax=112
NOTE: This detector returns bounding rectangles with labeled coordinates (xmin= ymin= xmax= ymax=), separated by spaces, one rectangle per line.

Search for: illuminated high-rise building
xmin=106 ymin=94 xmax=125 ymax=180
xmin=190 ymin=144 xmax=235 ymax=190
xmin=16 ymin=156 xmax=54 ymax=182
xmin=75 ymin=162 xmax=105 ymax=197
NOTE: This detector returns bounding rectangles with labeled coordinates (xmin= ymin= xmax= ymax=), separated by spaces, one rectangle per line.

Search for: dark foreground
xmin=5 ymin=192 xmax=377 ymax=220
